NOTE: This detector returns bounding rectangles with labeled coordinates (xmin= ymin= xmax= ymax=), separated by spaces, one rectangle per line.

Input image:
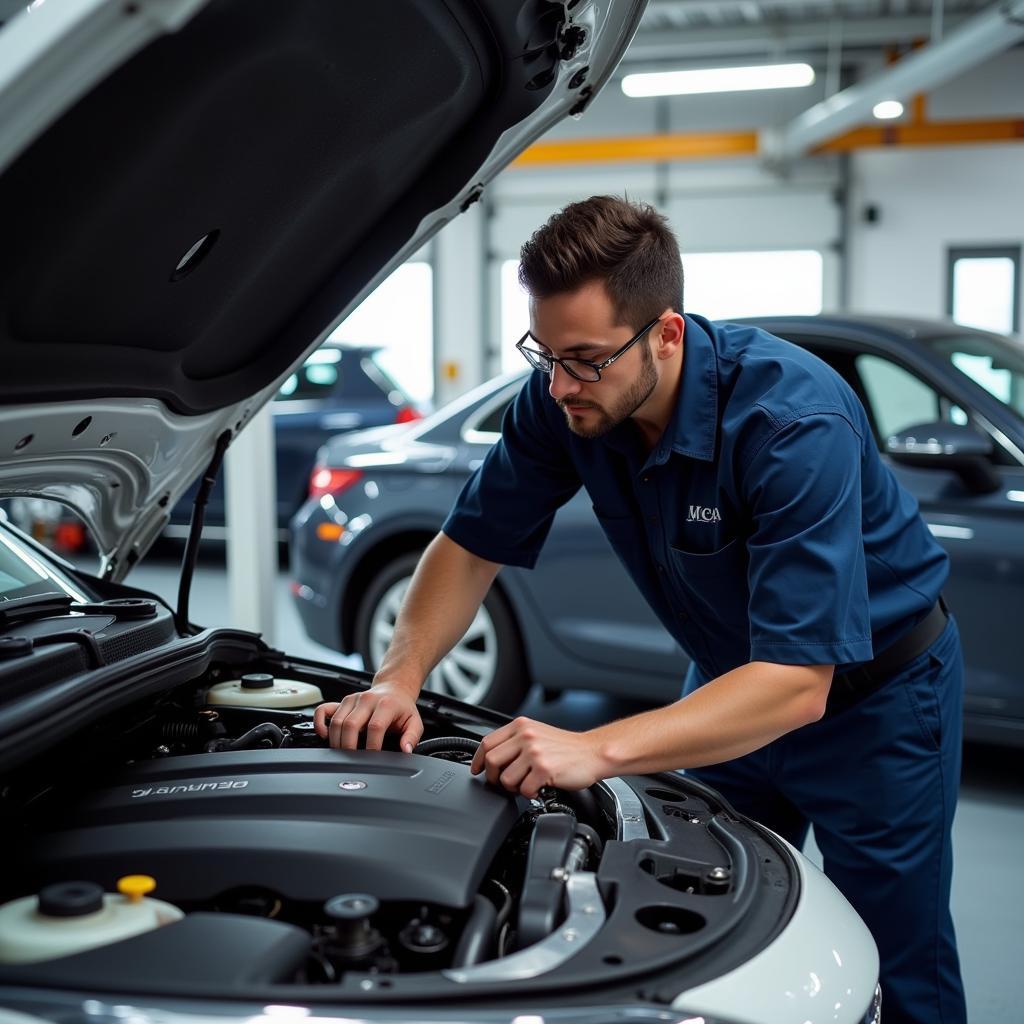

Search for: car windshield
xmin=0 ymin=521 xmax=89 ymax=604
xmin=274 ymin=347 xmax=414 ymax=406
xmin=922 ymin=331 xmax=1024 ymax=420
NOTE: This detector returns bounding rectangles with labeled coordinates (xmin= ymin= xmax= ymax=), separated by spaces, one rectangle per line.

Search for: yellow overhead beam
xmin=815 ymin=118 xmax=1024 ymax=152
xmin=511 ymin=119 xmax=1024 ymax=167
xmin=512 ymin=131 xmax=758 ymax=166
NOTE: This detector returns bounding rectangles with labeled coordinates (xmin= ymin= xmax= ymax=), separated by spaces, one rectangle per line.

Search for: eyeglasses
xmin=516 ymin=316 xmax=661 ymax=383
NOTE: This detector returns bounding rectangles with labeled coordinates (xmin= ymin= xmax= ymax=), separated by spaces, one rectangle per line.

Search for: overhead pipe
xmin=761 ymin=0 xmax=1024 ymax=164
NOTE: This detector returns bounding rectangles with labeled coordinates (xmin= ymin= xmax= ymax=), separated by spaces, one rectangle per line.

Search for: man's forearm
xmin=591 ymin=661 xmax=833 ymax=776
xmin=373 ymin=533 xmax=502 ymax=696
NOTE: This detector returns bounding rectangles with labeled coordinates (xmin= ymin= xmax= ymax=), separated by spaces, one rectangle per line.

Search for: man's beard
xmin=558 ymin=343 xmax=658 ymax=439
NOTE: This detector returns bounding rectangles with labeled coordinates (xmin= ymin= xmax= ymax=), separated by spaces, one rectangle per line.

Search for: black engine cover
xmin=18 ymin=749 xmax=518 ymax=909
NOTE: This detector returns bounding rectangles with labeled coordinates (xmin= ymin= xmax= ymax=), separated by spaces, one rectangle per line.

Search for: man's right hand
xmin=313 ymin=682 xmax=424 ymax=752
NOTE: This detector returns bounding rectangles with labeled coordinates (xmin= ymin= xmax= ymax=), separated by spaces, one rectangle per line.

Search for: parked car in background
xmin=167 ymin=342 xmax=424 ymax=540
xmin=291 ymin=314 xmax=1024 ymax=745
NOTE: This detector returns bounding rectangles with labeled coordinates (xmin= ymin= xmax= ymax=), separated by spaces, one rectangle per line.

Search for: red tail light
xmin=395 ymin=406 xmax=423 ymax=424
xmin=309 ymin=467 xmax=363 ymax=499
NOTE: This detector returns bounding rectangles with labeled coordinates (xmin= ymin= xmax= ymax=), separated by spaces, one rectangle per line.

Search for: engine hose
xmin=413 ymin=736 xmax=480 ymax=757
xmin=451 ymin=894 xmax=498 ymax=968
xmin=210 ymin=722 xmax=285 ymax=752
xmin=566 ymin=785 xmax=603 ymax=825
xmin=483 ymin=878 xmax=513 ymax=931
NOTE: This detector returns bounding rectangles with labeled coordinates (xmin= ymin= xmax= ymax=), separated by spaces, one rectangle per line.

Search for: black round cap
xmin=38 ymin=881 xmax=104 ymax=918
xmin=100 ymin=598 xmax=158 ymax=620
xmin=324 ymin=893 xmax=379 ymax=920
xmin=240 ymin=673 xmax=275 ymax=690
xmin=0 ymin=636 xmax=33 ymax=660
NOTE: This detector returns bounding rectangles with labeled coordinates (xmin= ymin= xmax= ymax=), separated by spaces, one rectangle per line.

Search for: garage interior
xmin=2 ymin=1 xmax=1021 ymax=1021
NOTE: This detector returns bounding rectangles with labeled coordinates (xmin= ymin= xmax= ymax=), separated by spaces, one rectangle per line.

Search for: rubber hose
xmin=225 ymin=722 xmax=285 ymax=751
xmin=451 ymin=894 xmax=498 ymax=968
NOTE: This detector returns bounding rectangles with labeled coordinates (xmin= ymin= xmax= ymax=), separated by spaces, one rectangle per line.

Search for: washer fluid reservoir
xmin=205 ymin=672 xmax=324 ymax=708
xmin=0 ymin=876 xmax=183 ymax=964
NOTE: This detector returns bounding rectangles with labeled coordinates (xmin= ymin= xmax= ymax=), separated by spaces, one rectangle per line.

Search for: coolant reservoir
xmin=0 ymin=876 xmax=183 ymax=964
xmin=205 ymin=672 xmax=324 ymax=709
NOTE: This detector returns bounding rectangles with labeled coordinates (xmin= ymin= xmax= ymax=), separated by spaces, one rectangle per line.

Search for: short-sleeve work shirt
xmin=442 ymin=315 xmax=949 ymax=678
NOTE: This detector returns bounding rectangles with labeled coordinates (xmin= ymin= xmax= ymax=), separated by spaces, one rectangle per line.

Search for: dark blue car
xmin=290 ymin=315 xmax=1024 ymax=746
xmin=168 ymin=342 xmax=423 ymax=539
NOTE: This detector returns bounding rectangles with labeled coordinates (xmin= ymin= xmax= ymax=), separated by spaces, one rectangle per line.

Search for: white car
xmin=0 ymin=2 xmax=879 ymax=1023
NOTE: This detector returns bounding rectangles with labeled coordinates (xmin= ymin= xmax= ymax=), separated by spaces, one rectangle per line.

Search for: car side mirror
xmin=886 ymin=421 xmax=1000 ymax=494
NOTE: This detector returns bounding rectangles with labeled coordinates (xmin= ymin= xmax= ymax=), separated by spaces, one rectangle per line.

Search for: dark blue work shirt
xmin=442 ymin=315 xmax=949 ymax=679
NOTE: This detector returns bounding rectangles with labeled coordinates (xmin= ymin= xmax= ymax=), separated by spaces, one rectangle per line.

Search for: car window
xmin=856 ymin=354 xmax=946 ymax=438
xmin=920 ymin=333 xmax=1024 ymax=419
xmin=854 ymin=351 xmax=1018 ymax=466
xmin=794 ymin=341 xmax=1017 ymax=466
xmin=274 ymin=348 xmax=413 ymax=406
xmin=276 ymin=350 xmax=343 ymax=402
xmin=475 ymin=397 xmax=514 ymax=435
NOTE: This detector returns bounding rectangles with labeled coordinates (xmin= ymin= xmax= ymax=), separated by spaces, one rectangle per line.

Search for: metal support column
xmin=434 ymin=202 xmax=487 ymax=405
xmin=225 ymin=403 xmax=277 ymax=643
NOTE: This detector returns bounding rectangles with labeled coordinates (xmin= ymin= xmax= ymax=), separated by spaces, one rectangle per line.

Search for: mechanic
xmin=314 ymin=195 xmax=966 ymax=1024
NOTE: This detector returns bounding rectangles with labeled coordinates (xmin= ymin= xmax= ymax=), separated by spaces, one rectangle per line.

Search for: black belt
xmin=824 ymin=596 xmax=950 ymax=719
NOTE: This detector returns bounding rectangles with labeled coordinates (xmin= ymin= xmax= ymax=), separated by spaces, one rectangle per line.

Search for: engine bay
xmin=0 ymin=657 xmax=798 ymax=1004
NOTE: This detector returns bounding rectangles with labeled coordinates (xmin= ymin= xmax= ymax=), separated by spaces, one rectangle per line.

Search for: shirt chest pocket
xmin=669 ymin=536 xmax=750 ymax=625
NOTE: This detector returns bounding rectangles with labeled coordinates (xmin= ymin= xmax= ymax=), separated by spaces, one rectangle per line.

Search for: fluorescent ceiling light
xmin=872 ymin=100 xmax=905 ymax=120
xmin=622 ymin=63 xmax=815 ymax=98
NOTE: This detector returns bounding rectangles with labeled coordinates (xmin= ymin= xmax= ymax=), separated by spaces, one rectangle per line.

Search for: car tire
xmin=355 ymin=552 xmax=529 ymax=713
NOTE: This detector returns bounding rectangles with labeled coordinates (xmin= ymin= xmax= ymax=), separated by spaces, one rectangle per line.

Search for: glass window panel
xmin=923 ymin=332 xmax=1024 ymax=419
xmin=476 ymin=397 xmax=514 ymax=435
xmin=500 ymin=259 xmax=531 ymax=375
xmin=950 ymin=352 xmax=1011 ymax=404
xmin=857 ymin=354 xmax=941 ymax=439
xmin=329 ymin=262 xmax=433 ymax=405
xmin=684 ymin=250 xmax=823 ymax=320
xmin=951 ymin=257 xmax=1016 ymax=335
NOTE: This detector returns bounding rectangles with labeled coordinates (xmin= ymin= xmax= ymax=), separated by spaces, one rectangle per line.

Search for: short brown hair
xmin=518 ymin=195 xmax=683 ymax=330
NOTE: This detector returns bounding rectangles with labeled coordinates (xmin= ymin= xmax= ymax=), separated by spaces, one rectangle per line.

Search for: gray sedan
xmin=290 ymin=315 xmax=1024 ymax=745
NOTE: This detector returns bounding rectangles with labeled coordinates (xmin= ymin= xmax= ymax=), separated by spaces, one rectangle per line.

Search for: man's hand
xmin=313 ymin=682 xmax=423 ymax=752
xmin=470 ymin=717 xmax=608 ymax=799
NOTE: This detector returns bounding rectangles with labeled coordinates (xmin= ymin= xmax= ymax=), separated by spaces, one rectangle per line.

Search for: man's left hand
xmin=470 ymin=717 xmax=607 ymax=798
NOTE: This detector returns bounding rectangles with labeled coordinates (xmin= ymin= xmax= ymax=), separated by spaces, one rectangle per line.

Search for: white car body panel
xmin=672 ymin=836 xmax=879 ymax=1024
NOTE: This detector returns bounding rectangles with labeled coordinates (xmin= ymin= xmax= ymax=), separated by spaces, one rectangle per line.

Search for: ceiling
xmin=626 ymin=0 xmax=999 ymax=66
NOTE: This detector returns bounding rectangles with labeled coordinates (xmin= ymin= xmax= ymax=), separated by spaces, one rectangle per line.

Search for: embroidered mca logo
xmin=687 ymin=505 xmax=721 ymax=523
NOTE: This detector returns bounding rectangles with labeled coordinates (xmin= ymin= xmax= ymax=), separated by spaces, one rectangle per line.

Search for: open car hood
xmin=0 ymin=0 xmax=645 ymax=579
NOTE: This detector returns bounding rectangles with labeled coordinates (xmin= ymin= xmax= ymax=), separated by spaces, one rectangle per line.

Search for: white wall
xmin=848 ymin=143 xmax=1024 ymax=325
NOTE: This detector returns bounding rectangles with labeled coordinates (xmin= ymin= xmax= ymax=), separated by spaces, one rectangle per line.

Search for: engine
xmin=18 ymin=749 xmax=518 ymax=911
xmin=0 ymin=668 xmax=788 ymax=999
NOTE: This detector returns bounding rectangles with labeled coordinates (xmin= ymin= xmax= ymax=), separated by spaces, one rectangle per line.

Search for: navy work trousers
xmin=683 ymin=616 xmax=967 ymax=1024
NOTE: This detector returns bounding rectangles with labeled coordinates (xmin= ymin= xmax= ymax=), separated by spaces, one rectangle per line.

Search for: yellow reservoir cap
xmin=117 ymin=875 xmax=156 ymax=903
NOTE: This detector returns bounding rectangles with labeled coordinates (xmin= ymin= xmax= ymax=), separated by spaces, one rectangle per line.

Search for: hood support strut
xmin=175 ymin=429 xmax=232 ymax=634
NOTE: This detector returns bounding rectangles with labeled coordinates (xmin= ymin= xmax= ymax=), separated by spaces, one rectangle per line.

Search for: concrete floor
xmin=121 ymin=554 xmax=1024 ymax=1023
